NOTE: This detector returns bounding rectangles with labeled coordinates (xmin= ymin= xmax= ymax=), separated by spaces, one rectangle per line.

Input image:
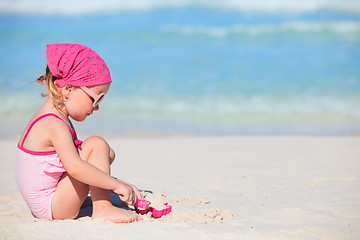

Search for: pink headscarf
xmin=46 ymin=43 xmax=112 ymax=88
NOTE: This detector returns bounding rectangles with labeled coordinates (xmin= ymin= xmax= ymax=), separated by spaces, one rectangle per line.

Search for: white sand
xmin=1 ymin=136 xmax=360 ymax=240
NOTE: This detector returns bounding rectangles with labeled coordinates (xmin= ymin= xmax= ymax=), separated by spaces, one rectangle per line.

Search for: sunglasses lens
xmin=94 ymin=94 xmax=105 ymax=107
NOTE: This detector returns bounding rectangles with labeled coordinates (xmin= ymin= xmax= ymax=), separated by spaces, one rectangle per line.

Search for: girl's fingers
xmin=131 ymin=185 xmax=143 ymax=198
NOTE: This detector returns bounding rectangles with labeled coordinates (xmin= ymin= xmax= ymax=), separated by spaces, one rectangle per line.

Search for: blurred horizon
xmin=1 ymin=0 xmax=360 ymax=15
xmin=0 ymin=0 xmax=360 ymax=137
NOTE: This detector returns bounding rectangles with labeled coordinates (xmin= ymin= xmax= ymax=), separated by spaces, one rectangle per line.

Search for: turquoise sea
xmin=0 ymin=0 xmax=360 ymax=136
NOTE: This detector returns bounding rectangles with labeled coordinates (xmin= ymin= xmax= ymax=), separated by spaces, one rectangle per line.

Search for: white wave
xmin=0 ymin=0 xmax=360 ymax=15
xmin=2 ymin=91 xmax=358 ymax=119
xmin=164 ymin=21 xmax=360 ymax=37
xmin=1 ymin=92 xmax=359 ymax=135
xmin=100 ymin=94 xmax=360 ymax=122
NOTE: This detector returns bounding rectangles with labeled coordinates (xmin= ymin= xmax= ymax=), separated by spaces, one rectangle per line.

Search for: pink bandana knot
xmin=46 ymin=43 xmax=112 ymax=88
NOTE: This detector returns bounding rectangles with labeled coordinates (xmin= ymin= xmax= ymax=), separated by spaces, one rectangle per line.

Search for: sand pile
xmin=138 ymin=192 xmax=235 ymax=224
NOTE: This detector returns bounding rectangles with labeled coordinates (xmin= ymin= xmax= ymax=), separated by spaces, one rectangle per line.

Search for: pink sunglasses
xmin=79 ymin=86 xmax=105 ymax=108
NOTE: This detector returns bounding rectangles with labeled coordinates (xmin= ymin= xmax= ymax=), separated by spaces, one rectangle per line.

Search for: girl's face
xmin=63 ymin=83 xmax=111 ymax=122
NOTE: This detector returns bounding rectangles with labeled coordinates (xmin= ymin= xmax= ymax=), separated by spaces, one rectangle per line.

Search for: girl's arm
xmin=49 ymin=119 xmax=136 ymax=205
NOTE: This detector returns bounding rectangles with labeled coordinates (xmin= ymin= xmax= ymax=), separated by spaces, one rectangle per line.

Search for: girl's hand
xmin=115 ymin=178 xmax=144 ymax=200
xmin=130 ymin=184 xmax=143 ymax=199
xmin=113 ymin=181 xmax=136 ymax=206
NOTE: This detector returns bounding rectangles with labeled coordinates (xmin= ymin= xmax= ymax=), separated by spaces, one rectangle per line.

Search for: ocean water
xmin=0 ymin=0 xmax=360 ymax=136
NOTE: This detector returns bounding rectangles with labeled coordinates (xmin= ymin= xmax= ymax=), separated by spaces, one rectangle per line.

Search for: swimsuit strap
xmin=20 ymin=113 xmax=75 ymax=147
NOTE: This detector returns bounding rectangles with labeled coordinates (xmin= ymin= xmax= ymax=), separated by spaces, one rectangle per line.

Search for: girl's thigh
xmin=51 ymin=143 xmax=94 ymax=220
xmin=51 ymin=172 xmax=89 ymax=220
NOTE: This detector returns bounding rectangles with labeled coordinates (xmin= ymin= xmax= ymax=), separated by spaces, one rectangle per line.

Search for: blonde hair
xmin=36 ymin=66 xmax=65 ymax=111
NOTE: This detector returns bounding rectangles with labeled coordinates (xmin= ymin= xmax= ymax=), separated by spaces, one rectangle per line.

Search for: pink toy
xmin=135 ymin=198 xmax=172 ymax=218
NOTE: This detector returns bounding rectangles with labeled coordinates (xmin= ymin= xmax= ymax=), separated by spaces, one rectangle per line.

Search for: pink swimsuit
xmin=16 ymin=113 xmax=82 ymax=220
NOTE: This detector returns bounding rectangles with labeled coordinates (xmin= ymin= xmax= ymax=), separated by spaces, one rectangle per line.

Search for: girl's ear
xmin=61 ymin=85 xmax=74 ymax=101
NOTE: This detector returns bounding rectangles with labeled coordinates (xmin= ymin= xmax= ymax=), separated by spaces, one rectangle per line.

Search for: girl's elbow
xmin=65 ymin=161 xmax=82 ymax=178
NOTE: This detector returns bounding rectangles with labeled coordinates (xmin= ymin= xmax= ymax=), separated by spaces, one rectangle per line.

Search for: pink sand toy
xmin=134 ymin=198 xmax=172 ymax=218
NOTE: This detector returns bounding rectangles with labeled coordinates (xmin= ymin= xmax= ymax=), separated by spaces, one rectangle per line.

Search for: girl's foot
xmin=92 ymin=204 xmax=142 ymax=223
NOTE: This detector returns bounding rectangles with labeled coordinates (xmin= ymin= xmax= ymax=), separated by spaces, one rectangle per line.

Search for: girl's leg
xmin=51 ymin=136 xmax=141 ymax=223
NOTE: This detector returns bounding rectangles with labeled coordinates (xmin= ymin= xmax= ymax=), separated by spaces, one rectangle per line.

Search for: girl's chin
xmin=70 ymin=115 xmax=87 ymax=122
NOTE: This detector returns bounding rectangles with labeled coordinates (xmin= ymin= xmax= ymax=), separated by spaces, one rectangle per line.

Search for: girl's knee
xmin=83 ymin=136 xmax=109 ymax=151
xmin=80 ymin=136 xmax=110 ymax=158
xmin=80 ymin=136 xmax=114 ymax=164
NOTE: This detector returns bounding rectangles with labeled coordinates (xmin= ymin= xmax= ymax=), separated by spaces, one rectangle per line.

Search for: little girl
xmin=16 ymin=43 xmax=143 ymax=223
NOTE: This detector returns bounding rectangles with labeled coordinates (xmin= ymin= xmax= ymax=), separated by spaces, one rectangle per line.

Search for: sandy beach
xmin=0 ymin=135 xmax=359 ymax=240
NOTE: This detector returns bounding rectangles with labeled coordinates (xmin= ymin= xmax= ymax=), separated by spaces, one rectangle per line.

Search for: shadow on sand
xmin=76 ymin=190 xmax=153 ymax=219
